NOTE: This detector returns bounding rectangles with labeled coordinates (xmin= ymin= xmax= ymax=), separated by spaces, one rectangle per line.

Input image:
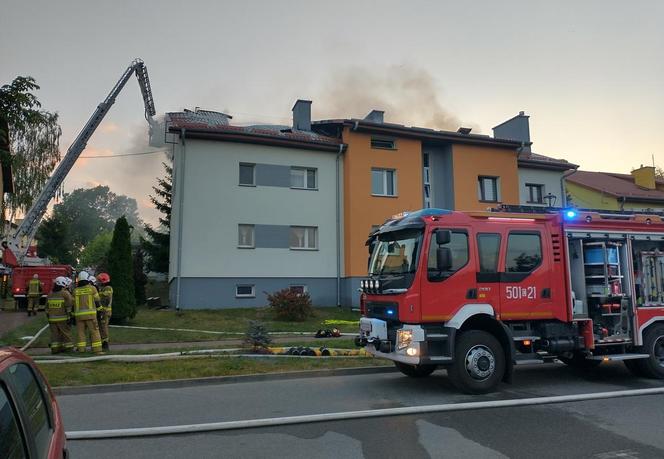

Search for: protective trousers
xmin=48 ymin=322 xmax=73 ymax=353
xmin=27 ymin=296 xmax=39 ymax=312
xmin=76 ymin=317 xmax=102 ymax=354
xmin=98 ymin=310 xmax=111 ymax=344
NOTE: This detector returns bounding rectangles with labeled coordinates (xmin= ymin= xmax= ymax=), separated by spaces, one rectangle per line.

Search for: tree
xmin=0 ymin=76 xmax=62 ymax=224
xmin=142 ymin=162 xmax=171 ymax=273
xmin=107 ymin=216 xmax=136 ymax=322
xmin=79 ymin=232 xmax=113 ymax=271
xmin=34 ymin=211 xmax=75 ymax=265
xmin=36 ymin=185 xmax=141 ymax=262
xmin=133 ymin=247 xmax=147 ymax=306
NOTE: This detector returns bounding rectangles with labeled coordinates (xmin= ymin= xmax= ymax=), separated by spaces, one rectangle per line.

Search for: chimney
xmin=493 ymin=111 xmax=531 ymax=152
xmin=632 ymin=165 xmax=656 ymax=190
xmin=364 ymin=110 xmax=384 ymax=123
xmin=292 ymin=99 xmax=312 ymax=131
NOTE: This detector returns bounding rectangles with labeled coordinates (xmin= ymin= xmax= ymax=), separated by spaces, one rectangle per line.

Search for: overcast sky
xmin=2 ymin=0 xmax=663 ymax=224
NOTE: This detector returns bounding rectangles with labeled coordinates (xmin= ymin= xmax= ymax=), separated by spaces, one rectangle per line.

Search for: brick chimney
xmin=632 ymin=165 xmax=656 ymax=190
xmin=292 ymin=99 xmax=312 ymax=131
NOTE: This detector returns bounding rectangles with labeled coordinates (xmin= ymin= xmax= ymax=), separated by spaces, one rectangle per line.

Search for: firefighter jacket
xmin=27 ymin=279 xmax=42 ymax=297
xmin=73 ymin=284 xmax=101 ymax=318
xmin=99 ymin=286 xmax=113 ymax=312
xmin=46 ymin=290 xmax=73 ymax=323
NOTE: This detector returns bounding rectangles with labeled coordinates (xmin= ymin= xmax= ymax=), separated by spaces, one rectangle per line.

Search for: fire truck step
xmin=586 ymin=353 xmax=650 ymax=361
xmin=514 ymin=353 xmax=546 ymax=365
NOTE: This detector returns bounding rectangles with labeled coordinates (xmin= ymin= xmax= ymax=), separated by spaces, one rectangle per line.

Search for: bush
xmin=266 ymin=288 xmax=314 ymax=321
xmin=244 ymin=320 xmax=272 ymax=353
xmin=107 ymin=216 xmax=136 ymax=322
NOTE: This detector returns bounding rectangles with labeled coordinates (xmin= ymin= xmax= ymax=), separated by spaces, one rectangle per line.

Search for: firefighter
xmin=26 ymin=273 xmax=42 ymax=316
xmin=73 ymin=271 xmax=103 ymax=354
xmin=96 ymin=272 xmax=113 ymax=351
xmin=46 ymin=277 xmax=74 ymax=354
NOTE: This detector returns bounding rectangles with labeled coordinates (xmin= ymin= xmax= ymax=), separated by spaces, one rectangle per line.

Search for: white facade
xmin=518 ymin=167 xmax=567 ymax=207
xmin=170 ymin=138 xmax=341 ymax=308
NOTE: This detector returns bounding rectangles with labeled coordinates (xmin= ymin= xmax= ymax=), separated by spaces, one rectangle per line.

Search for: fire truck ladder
xmin=3 ymin=59 xmax=157 ymax=266
xmin=494 ymin=205 xmax=664 ymax=219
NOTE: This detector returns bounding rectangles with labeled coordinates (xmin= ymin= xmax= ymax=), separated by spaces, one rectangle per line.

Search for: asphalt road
xmin=59 ymin=362 xmax=664 ymax=458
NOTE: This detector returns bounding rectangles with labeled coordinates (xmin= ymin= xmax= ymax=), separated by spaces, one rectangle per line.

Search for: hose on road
xmin=109 ymin=324 xmax=355 ymax=337
xmin=65 ymin=386 xmax=664 ymax=440
xmin=20 ymin=325 xmax=49 ymax=352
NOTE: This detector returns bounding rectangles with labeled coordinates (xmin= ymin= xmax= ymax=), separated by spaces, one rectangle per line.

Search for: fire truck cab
xmin=356 ymin=208 xmax=664 ymax=393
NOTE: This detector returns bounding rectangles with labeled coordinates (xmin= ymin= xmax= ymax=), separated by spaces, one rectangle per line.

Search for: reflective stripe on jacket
xmin=99 ymin=285 xmax=113 ymax=312
xmin=28 ymin=279 xmax=41 ymax=297
xmin=73 ymin=285 xmax=100 ymax=318
xmin=46 ymin=290 xmax=72 ymax=322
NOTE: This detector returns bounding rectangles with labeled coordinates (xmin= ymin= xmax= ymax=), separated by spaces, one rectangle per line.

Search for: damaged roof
xmin=166 ymin=110 xmax=343 ymax=152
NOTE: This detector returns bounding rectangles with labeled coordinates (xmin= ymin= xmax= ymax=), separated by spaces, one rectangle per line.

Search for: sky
xmin=1 ymin=0 xmax=663 ymax=225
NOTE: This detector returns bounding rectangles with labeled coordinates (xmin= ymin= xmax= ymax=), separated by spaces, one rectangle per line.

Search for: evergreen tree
xmin=142 ymin=162 xmax=171 ymax=273
xmin=133 ymin=247 xmax=147 ymax=306
xmin=244 ymin=321 xmax=272 ymax=353
xmin=107 ymin=216 xmax=136 ymax=322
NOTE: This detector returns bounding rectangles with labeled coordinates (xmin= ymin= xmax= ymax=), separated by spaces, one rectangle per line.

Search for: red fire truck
xmin=355 ymin=207 xmax=664 ymax=393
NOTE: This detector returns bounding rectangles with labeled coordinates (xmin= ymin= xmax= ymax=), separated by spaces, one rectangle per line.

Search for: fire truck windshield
xmin=368 ymin=229 xmax=422 ymax=280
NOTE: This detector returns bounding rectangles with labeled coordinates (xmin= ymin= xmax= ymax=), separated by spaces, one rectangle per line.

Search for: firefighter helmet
xmin=97 ymin=273 xmax=110 ymax=284
xmin=54 ymin=276 xmax=68 ymax=287
xmin=77 ymin=271 xmax=90 ymax=282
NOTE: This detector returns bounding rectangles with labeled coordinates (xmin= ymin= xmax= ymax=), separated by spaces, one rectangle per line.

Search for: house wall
xmin=518 ymin=167 xmax=566 ymax=207
xmin=451 ymin=144 xmax=519 ymax=210
xmin=564 ymin=181 xmax=620 ymax=210
xmin=169 ymin=138 xmax=340 ymax=308
xmin=341 ymin=128 xmax=423 ymax=305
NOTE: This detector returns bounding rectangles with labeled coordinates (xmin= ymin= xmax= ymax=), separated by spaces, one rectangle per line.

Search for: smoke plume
xmin=315 ymin=65 xmax=476 ymax=132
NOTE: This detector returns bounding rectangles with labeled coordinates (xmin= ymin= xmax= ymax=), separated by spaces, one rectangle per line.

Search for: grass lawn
xmin=1 ymin=307 xmax=360 ymax=348
xmin=39 ymin=356 xmax=389 ymax=387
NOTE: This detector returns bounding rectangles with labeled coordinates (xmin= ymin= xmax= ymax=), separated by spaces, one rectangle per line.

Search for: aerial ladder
xmin=2 ymin=58 xmax=157 ymax=268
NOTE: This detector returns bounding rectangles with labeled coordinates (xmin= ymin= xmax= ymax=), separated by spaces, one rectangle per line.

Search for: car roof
xmin=0 ymin=347 xmax=29 ymax=368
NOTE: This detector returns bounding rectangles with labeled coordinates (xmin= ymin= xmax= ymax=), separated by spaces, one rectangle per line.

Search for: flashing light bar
xmin=487 ymin=217 xmax=536 ymax=222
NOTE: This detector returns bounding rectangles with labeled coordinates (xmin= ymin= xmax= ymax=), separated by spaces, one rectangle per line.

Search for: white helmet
xmin=66 ymin=277 xmax=73 ymax=286
xmin=77 ymin=271 xmax=90 ymax=282
xmin=89 ymin=276 xmax=97 ymax=284
xmin=54 ymin=276 xmax=67 ymax=287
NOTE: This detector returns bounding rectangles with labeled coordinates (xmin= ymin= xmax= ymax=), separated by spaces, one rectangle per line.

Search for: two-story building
xmin=565 ymin=166 xmax=664 ymax=212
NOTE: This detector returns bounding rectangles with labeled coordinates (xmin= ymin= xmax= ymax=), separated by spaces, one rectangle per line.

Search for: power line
xmin=79 ymin=149 xmax=167 ymax=159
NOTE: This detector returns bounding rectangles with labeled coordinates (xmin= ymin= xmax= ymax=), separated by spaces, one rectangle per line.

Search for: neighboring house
xmin=313 ymin=111 xmax=522 ymax=304
xmin=166 ymin=105 xmax=344 ymax=308
xmin=493 ymin=112 xmax=578 ymax=207
xmin=565 ymin=166 xmax=664 ymax=212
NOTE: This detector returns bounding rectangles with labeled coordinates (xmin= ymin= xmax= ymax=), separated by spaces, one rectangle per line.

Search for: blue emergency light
xmin=564 ymin=209 xmax=577 ymax=219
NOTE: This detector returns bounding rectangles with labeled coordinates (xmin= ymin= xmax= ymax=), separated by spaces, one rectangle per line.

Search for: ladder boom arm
xmin=5 ymin=59 xmax=156 ymax=265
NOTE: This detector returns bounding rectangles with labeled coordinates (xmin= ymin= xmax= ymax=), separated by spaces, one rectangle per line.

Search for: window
xmin=371 ymin=137 xmax=396 ymax=149
xmin=289 ymin=285 xmax=307 ymax=295
xmin=8 ymin=364 xmax=51 ymax=459
xmin=0 ymin=384 xmax=27 ymax=459
xmin=478 ymin=176 xmax=499 ymax=202
xmin=506 ymin=233 xmax=542 ymax=273
xmin=238 ymin=224 xmax=255 ymax=248
xmin=477 ymin=233 xmax=501 ymax=272
xmin=290 ymin=226 xmax=317 ymax=250
xmin=239 ymin=163 xmax=255 ymax=186
xmin=372 ymin=169 xmax=397 ymax=196
xmin=526 ymin=183 xmax=544 ymax=204
xmin=235 ymin=285 xmax=255 ymax=298
xmin=290 ymin=167 xmax=317 ymax=189
xmin=428 ymin=231 xmax=468 ymax=281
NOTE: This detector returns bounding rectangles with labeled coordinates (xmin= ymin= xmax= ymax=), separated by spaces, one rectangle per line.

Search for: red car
xmin=0 ymin=347 xmax=67 ymax=458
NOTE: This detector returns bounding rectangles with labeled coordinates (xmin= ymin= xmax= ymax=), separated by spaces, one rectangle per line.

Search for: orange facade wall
xmin=343 ymin=128 xmax=423 ymax=277
xmin=451 ymin=144 xmax=519 ymax=211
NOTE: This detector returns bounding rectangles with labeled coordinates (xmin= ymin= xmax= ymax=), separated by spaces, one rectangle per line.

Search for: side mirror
xmin=436 ymin=247 xmax=452 ymax=271
xmin=436 ymin=230 xmax=451 ymax=245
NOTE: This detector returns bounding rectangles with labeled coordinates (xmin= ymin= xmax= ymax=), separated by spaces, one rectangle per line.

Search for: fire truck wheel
xmin=394 ymin=361 xmax=437 ymax=378
xmin=447 ymin=330 xmax=505 ymax=394
xmin=639 ymin=324 xmax=664 ymax=379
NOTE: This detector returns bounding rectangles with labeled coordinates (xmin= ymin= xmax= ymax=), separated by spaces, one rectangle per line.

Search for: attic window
xmin=371 ymin=137 xmax=396 ymax=150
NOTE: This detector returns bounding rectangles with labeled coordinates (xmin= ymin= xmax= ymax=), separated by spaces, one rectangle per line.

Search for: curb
xmin=53 ymin=365 xmax=395 ymax=396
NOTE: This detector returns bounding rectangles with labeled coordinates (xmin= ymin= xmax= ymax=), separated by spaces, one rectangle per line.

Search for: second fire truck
xmin=356 ymin=207 xmax=664 ymax=393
